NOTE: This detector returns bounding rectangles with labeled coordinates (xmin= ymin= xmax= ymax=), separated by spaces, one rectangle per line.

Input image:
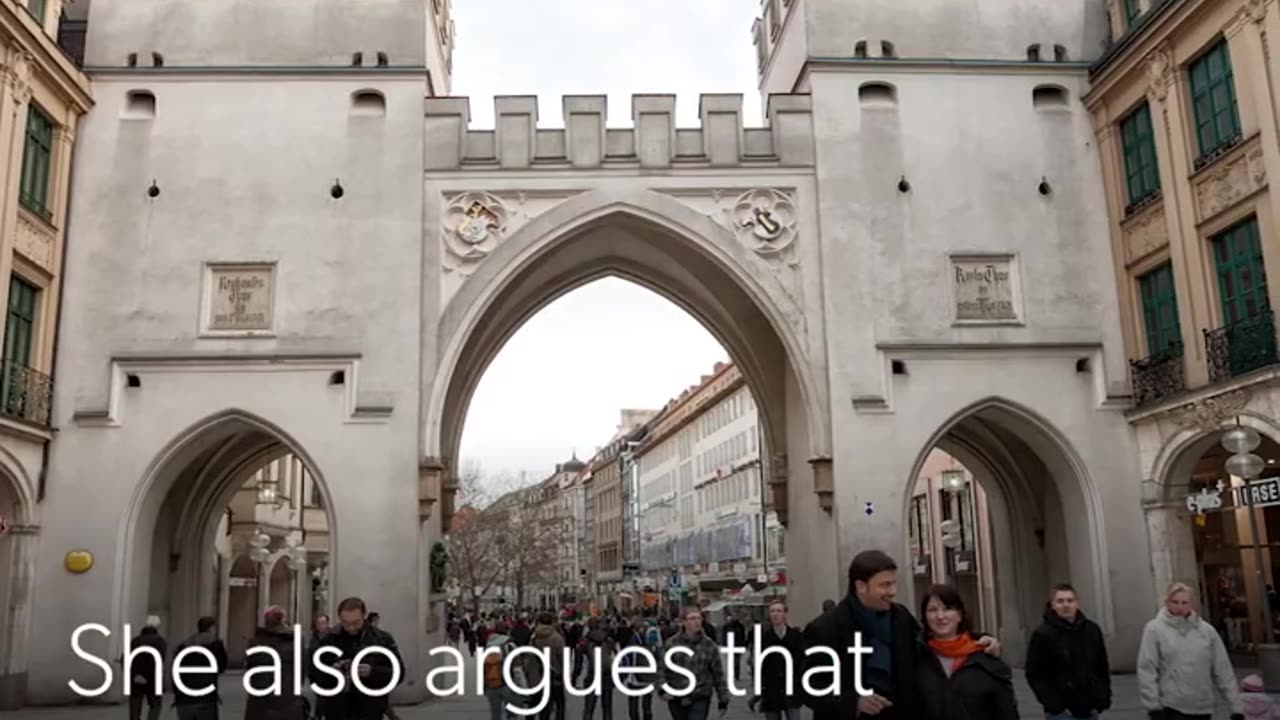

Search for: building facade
xmin=636 ymin=363 xmax=784 ymax=608
xmin=0 ymin=0 xmax=89 ymax=707
xmin=21 ymin=0 xmax=1173 ymax=703
xmin=1085 ymin=0 xmax=1280 ymax=646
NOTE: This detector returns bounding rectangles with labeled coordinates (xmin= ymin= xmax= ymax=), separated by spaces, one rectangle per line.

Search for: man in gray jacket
xmin=1137 ymin=582 xmax=1244 ymax=720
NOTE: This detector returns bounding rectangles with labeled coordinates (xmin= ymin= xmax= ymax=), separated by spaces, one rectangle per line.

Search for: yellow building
xmin=1086 ymin=0 xmax=1280 ymax=645
xmin=0 ymin=0 xmax=90 ymax=707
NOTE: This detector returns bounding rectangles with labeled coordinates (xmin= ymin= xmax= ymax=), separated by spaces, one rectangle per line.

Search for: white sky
xmin=451 ymin=0 xmax=762 ymax=482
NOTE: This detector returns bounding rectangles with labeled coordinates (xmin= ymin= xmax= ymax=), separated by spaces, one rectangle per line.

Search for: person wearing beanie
xmin=1240 ymin=674 xmax=1278 ymax=720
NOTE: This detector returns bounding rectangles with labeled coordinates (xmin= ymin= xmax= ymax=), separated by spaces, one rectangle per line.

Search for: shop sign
xmin=1234 ymin=477 xmax=1280 ymax=509
xmin=1186 ymin=480 xmax=1226 ymax=515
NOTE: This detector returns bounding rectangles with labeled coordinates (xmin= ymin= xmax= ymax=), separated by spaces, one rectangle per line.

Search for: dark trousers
xmin=667 ymin=699 xmax=709 ymax=720
xmin=128 ymin=691 xmax=162 ymax=720
xmin=175 ymin=704 xmax=219 ymax=720
xmin=540 ymin=682 xmax=566 ymax=720
xmin=583 ymin=682 xmax=613 ymax=720
xmin=628 ymin=692 xmax=653 ymax=720
xmin=1162 ymin=711 xmax=1210 ymax=720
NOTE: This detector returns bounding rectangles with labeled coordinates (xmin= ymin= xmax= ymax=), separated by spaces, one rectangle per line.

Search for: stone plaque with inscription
xmin=951 ymin=256 xmax=1018 ymax=322
xmin=206 ymin=265 xmax=274 ymax=332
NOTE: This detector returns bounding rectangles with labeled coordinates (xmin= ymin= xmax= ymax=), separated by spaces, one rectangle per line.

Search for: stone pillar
xmin=0 ymin=50 xmax=34 ymax=351
xmin=698 ymin=94 xmax=742 ymax=166
xmin=1145 ymin=502 xmax=1199 ymax=601
xmin=563 ymin=95 xmax=606 ymax=168
xmin=766 ymin=94 xmax=815 ymax=166
xmin=423 ymin=97 xmax=470 ymax=170
xmin=1145 ymin=44 xmax=1214 ymax=386
xmin=0 ymin=525 xmax=36 ymax=710
xmin=631 ymin=95 xmax=676 ymax=168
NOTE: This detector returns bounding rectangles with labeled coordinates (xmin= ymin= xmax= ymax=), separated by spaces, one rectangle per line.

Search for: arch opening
xmin=902 ymin=400 xmax=1100 ymax=667
xmin=434 ymin=201 xmax=825 ymax=614
xmin=1157 ymin=425 xmax=1280 ymax=652
xmin=122 ymin=412 xmax=335 ymax=664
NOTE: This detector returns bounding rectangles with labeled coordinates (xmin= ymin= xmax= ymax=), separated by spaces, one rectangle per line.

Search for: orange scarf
xmin=927 ymin=633 xmax=984 ymax=659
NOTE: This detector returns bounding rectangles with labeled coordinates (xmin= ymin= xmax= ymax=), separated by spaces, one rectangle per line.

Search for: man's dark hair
xmin=919 ymin=584 xmax=971 ymax=638
xmin=822 ymin=599 xmax=836 ymax=612
xmin=536 ymin=612 xmax=556 ymax=626
xmin=1050 ymin=583 xmax=1077 ymax=599
xmin=338 ymin=596 xmax=367 ymax=614
xmin=848 ymin=549 xmax=898 ymax=590
xmin=197 ymin=616 xmax=216 ymax=633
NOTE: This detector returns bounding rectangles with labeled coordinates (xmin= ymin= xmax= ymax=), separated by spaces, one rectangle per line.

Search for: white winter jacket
xmin=1137 ymin=607 xmax=1242 ymax=716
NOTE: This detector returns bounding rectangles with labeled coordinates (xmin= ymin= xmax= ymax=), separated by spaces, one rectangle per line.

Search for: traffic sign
xmin=669 ymin=571 xmax=681 ymax=589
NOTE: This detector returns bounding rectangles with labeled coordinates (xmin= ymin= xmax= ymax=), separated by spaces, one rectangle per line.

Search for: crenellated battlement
xmin=424 ymin=93 xmax=814 ymax=171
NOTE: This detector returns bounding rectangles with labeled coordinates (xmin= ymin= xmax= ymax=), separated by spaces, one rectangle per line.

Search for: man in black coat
xmin=311 ymin=597 xmax=404 ymax=720
xmin=1025 ymin=584 xmax=1111 ymax=720
xmin=803 ymin=550 xmax=999 ymax=720
xmin=748 ymin=601 xmax=806 ymax=720
xmin=127 ymin=619 xmax=167 ymax=720
xmin=171 ymin=615 xmax=228 ymax=720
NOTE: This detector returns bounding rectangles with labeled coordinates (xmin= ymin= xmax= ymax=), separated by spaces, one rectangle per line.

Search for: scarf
xmin=927 ymin=633 xmax=984 ymax=659
xmin=847 ymin=595 xmax=894 ymax=692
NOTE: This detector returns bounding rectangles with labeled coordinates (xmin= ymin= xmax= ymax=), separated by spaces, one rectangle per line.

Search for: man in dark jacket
xmin=311 ymin=597 xmax=404 ymax=720
xmin=749 ymin=601 xmax=806 ymax=720
xmin=171 ymin=616 xmax=227 ymax=720
xmin=127 ymin=618 xmax=167 ymax=720
xmin=803 ymin=550 xmax=999 ymax=720
xmin=1025 ymin=584 xmax=1111 ymax=720
xmin=660 ymin=607 xmax=730 ymax=720
xmin=245 ymin=606 xmax=309 ymax=720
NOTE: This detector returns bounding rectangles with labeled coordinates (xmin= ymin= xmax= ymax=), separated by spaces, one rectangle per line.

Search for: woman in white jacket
xmin=1137 ymin=582 xmax=1244 ymax=720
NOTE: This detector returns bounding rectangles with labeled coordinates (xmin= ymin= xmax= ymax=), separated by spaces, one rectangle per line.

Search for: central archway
xmin=426 ymin=187 xmax=834 ymax=611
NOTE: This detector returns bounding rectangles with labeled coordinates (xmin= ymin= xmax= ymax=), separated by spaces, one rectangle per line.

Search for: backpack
xmin=483 ymin=645 xmax=505 ymax=689
xmin=645 ymin=626 xmax=662 ymax=650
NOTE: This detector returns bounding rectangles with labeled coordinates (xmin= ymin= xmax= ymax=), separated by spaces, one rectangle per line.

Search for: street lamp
xmin=257 ymin=475 xmax=280 ymax=507
xmin=1223 ymin=425 xmax=1273 ymax=646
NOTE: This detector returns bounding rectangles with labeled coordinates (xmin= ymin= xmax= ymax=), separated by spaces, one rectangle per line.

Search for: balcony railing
xmin=1205 ymin=310 xmax=1279 ymax=383
xmin=1130 ymin=343 xmax=1186 ymax=407
xmin=0 ymin=361 xmax=52 ymax=426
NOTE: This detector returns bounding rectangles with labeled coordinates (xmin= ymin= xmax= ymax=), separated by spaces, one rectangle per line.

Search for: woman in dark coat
xmin=750 ymin=601 xmax=806 ymax=720
xmin=244 ymin=606 xmax=309 ymax=720
xmin=915 ymin=585 xmax=1018 ymax=720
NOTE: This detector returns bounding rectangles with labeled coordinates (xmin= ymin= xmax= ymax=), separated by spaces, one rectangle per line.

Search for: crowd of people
xmin=121 ymin=550 xmax=1278 ymax=720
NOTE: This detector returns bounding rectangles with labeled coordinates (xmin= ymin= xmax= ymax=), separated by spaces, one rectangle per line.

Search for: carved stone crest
xmin=1146 ymin=45 xmax=1174 ymax=103
xmin=1195 ymin=143 xmax=1267 ymax=220
xmin=1172 ymin=389 xmax=1252 ymax=431
xmin=1123 ymin=206 xmax=1168 ymax=263
xmin=731 ymin=189 xmax=798 ymax=259
xmin=442 ymin=192 xmax=509 ymax=271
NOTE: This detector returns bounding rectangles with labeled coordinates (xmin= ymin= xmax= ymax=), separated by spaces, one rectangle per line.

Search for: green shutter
xmin=1212 ymin=218 xmax=1270 ymax=326
xmin=3 ymin=276 xmax=37 ymax=369
xmin=19 ymin=106 xmax=53 ymax=216
xmin=26 ymin=0 xmax=46 ymax=25
xmin=1124 ymin=0 xmax=1142 ymax=29
xmin=1189 ymin=40 xmax=1242 ymax=158
xmin=1121 ymin=102 xmax=1161 ymax=207
xmin=1138 ymin=263 xmax=1182 ymax=354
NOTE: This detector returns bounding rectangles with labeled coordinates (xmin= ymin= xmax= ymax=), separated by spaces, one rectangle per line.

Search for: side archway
xmin=427 ymin=188 xmax=831 ymax=527
xmin=115 ymin=409 xmax=337 ymax=646
xmin=901 ymin=397 xmax=1106 ymax=666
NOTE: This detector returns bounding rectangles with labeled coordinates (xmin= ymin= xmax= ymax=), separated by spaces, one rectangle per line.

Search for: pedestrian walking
xmin=126 ymin=616 xmax=167 ymax=720
xmin=1137 ymin=582 xmax=1244 ymax=720
xmin=244 ymin=606 xmax=309 ymax=720
xmin=310 ymin=597 xmax=404 ymax=720
xmin=1240 ymin=674 xmax=1278 ymax=720
xmin=915 ymin=584 xmax=1018 ymax=720
xmin=1025 ymin=584 xmax=1111 ymax=720
xmin=171 ymin=616 xmax=227 ymax=720
xmin=747 ymin=601 xmax=805 ymax=720
xmin=659 ymin=607 xmax=729 ymax=720
xmin=367 ymin=613 xmax=402 ymax=720
xmin=622 ymin=620 xmax=656 ymax=720
xmin=582 ymin=617 xmax=617 ymax=720
xmin=525 ymin=612 xmax=567 ymax=720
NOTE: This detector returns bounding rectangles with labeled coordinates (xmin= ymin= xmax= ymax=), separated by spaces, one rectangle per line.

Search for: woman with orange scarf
xmin=915 ymin=585 xmax=1019 ymax=720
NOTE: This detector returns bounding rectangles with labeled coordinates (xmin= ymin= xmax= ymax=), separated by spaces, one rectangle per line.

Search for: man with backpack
xmin=582 ymin=617 xmax=618 ymax=720
xmin=170 ymin=616 xmax=227 ymax=720
xmin=483 ymin=622 xmax=526 ymax=720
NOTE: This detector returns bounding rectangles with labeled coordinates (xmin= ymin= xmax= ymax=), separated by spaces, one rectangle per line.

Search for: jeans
xmin=667 ymin=698 xmax=710 ymax=720
xmin=128 ymin=692 xmax=162 ymax=720
xmin=541 ymin=683 xmax=566 ymax=720
xmin=584 ymin=681 xmax=613 ymax=720
xmin=765 ymin=709 xmax=803 ymax=720
xmin=488 ymin=689 xmax=507 ymax=720
xmin=628 ymin=692 xmax=653 ymax=720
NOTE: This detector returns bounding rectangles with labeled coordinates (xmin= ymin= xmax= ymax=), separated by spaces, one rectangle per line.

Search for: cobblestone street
xmin=0 ymin=668 xmax=1248 ymax=719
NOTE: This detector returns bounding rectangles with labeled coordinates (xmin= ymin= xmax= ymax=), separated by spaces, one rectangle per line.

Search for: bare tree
xmin=446 ymin=465 xmax=508 ymax=615
xmin=499 ymin=490 xmax=567 ymax=607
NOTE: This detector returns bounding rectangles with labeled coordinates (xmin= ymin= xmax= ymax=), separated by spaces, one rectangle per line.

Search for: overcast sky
xmin=452 ymin=0 xmax=761 ymax=481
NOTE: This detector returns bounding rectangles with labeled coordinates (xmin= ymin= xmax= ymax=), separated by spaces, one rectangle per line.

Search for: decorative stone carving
xmin=1123 ymin=205 xmax=1168 ymax=263
xmin=1246 ymin=0 xmax=1269 ymax=24
xmin=14 ymin=212 xmax=53 ymax=270
xmin=200 ymin=263 xmax=276 ymax=335
xmin=442 ymin=192 xmax=509 ymax=270
xmin=1195 ymin=142 xmax=1267 ymax=220
xmin=1172 ymin=389 xmax=1252 ymax=431
xmin=2 ymin=50 xmax=33 ymax=105
xmin=731 ymin=189 xmax=798 ymax=260
xmin=1146 ymin=46 xmax=1174 ymax=103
